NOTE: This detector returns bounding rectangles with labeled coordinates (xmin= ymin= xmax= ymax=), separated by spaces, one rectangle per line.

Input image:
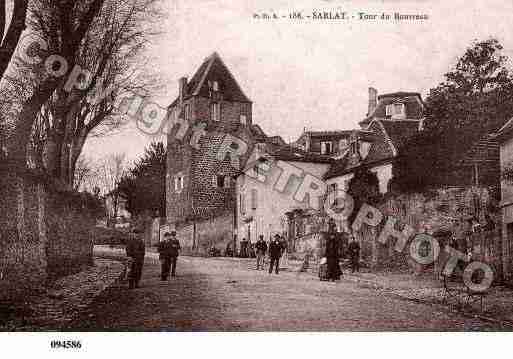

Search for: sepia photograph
xmin=1 ymin=0 xmax=513 ymax=354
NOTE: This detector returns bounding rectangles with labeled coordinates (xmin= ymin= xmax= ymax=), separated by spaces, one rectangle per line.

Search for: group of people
xmin=125 ymin=230 xmax=181 ymax=289
xmin=125 ymin=226 xmax=362 ymax=287
xmin=253 ymin=234 xmax=286 ymax=274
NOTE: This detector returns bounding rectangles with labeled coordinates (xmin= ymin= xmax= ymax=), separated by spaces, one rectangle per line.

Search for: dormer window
xmin=240 ymin=103 xmax=250 ymax=124
xmin=386 ymin=103 xmax=405 ymax=119
xmin=339 ymin=139 xmax=348 ymax=151
xmin=211 ymin=102 xmax=220 ymax=121
xmin=350 ymin=141 xmax=358 ymax=154
xmin=209 ymin=80 xmax=220 ymax=92
xmin=321 ymin=141 xmax=332 ymax=155
xmin=184 ymin=104 xmax=190 ymax=121
xmin=349 ymin=133 xmax=358 ymax=155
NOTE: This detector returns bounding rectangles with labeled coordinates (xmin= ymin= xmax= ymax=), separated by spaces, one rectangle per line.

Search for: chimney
xmin=368 ymin=87 xmax=378 ymax=116
xmin=179 ymin=77 xmax=187 ymax=105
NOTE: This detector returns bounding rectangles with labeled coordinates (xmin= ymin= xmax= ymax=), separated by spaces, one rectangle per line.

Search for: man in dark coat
xmin=157 ymin=232 xmax=174 ymax=280
xmin=240 ymin=238 xmax=249 ymax=258
xmin=255 ymin=235 xmax=268 ymax=270
xmin=347 ymin=235 xmax=361 ymax=273
xmin=167 ymin=231 xmax=181 ymax=277
xmin=126 ymin=228 xmax=146 ymax=289
xmin=325 ymin=232 xmax=341 ymax=281
xmin=268 ymin=234 xmax=283 ymax=274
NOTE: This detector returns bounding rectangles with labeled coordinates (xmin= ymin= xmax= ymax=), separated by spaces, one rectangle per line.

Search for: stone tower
xmin=166 ymin=52 xmax=265 ymax=253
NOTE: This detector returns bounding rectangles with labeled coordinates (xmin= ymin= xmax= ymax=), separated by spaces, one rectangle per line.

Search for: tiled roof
xmin=324 ymin=119 xmax=421 ymax=179
xmin=378 ymin=120 xmax=422 ymax=152
xmin=169 ymin=52 xmax=251 ymax=107
xmin=495 ymin=117 xmax=513 ymax=142
xmin=304 ymin=130 xmax=353 ymax=137
xmin=270 ymin=146 xmax=334 ymax=164
xmin=360 ymin=92 xmax=424 ymax=126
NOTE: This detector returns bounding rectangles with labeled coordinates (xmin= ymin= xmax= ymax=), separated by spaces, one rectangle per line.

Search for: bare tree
xmin=4 ymin=0 xmax=107 ymax=168
xmin=0 ymin=0 xmax=29 ymax=80
xmin=94 ymin=153 xmax=126 ymax=221
xmin=73 ymin=154 xmax=95 ymax=191
xmin=21 ymin=0 xmax=162 ymax=191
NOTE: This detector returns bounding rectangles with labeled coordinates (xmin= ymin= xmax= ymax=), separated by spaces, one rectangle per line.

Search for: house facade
xmin=235 ymin=145 xmax=332 ymax=246
xmin=322 ymin=89 xmax=425 ymax=231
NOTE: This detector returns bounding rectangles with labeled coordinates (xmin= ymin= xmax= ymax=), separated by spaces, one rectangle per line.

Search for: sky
xmin=83 ymin=0 xmax=513 ymax=164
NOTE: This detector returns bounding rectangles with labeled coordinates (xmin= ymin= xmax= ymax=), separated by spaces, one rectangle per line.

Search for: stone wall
xmin=353 ymin=186 xmax=503 ymax=276
xmin=0 ymin=170 xmax=96 ymax=302
xmin=175 ymin=211 xmax=234 ymax=255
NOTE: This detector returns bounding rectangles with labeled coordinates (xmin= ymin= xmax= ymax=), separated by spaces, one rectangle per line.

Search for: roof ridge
xmin=192 ymin=55 xmax=217 ymax=96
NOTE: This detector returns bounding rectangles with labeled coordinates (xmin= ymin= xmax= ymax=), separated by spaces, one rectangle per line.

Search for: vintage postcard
xmin=0 ymin=0 xmax=512 ymax=355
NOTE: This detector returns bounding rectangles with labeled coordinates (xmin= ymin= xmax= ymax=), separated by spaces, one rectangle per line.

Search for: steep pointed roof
xmin=169 ymin=52 xmax=251 ymax=107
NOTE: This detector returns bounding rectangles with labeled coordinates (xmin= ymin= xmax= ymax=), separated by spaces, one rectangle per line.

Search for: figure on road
xmin=168 ymin=231 xmax=181 ymax=277
xmin=268 ymin=234 xmax=284 ymax=274
xmin=157 ymin=232 xmax=180 ymax=280
xmin=325 ymin=232 xmax=341 ymax=281
xmin=347 ymin=235 xmax=361 ymax=273
xmin=126 ymin=228 xmax=146 ymax=289
xmin=240 ymin=237 xmax=248 ymax=258
xmin=255 ymin=235 xmax=268 ymax=270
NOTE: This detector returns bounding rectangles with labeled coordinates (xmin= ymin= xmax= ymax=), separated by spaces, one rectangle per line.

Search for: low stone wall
xmin=175 ymin=211 xmax=234 ymax=255
xmin=0 ymin=170 xmax=97 ymax=302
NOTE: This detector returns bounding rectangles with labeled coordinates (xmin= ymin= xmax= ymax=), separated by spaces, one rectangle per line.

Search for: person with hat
xmin=255 ymin=235 xmax=268 ymax=270
xmin=268 ymin=234 xmax=284 ymax=274
xmin=157 ymin=231 xmax=181 ymax=279
xmin=125 ymin=228 xmax=146 ymax=289
xmin=347 ymin=234 xmax=361 ymax=273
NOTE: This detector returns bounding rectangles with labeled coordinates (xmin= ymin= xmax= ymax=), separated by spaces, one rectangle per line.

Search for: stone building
xmin=235 ymin=145 xmax=332 ymax=246
xmin=323 ymin=89 xmax=426 ymax=226
xmin=166 ymin=52 xmax=283 ymax=254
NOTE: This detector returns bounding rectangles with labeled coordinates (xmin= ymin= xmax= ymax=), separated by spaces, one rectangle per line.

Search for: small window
xmin=240 ymin=114 xmax=247 ymax=124
xmin=339 ymin=138 xmax=348 ymax=150
xmin=213 ymin=81 xmax=219 ymax=92
xmin=184 ymin=104 xmax=190 ymax=121
xmin=329 ymin=183 xmax=338 ymax=206
xmin=174 ymin=174 xmax=184 ymax=192
xmin=240 ymin=193 xmax=246 ymax=215
xmin=211 ymin=102 xmax=220 ymax=121
xmin=213 ymin=174 xmax=230 ymax=188
xmin=321 ymin=141 xmax=332 ymax=155
xmin=386 ymin=103 xmax=405 ymax=118
xmin=394 ymin=103 xmax=404 ymax=115
xmin=251 ymin=189 xmax=257 ymax=210
xmin=351 ymin=142 xmax=358 ymax=154
xmin=386 ymin=104 xmax=393 ymax=116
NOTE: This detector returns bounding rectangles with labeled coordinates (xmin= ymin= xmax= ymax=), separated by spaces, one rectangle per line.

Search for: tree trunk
xmin=0 ymin=0 xmax=28 ymax=79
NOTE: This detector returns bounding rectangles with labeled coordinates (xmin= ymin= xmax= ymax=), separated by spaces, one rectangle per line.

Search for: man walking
xmin=157 ymin=232 xmax=173 ymax=280
xmin=268 ymin=234 xmax=283 ymax=274
xmin=240 ymin=238 xmax=248 ymax=258
xmin=126 ymin=228 xmax=146 ymax=289
xmin=167 ymin=231 xmax=181 ymax=277
xmin=347 ymin=235 xmax=361 ymax=273
xmin=255 ymin=235 xmax=268 ymax=270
